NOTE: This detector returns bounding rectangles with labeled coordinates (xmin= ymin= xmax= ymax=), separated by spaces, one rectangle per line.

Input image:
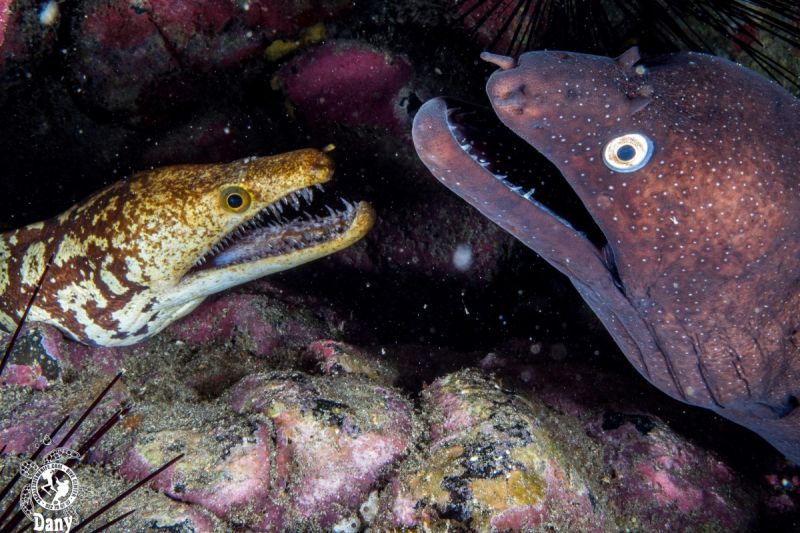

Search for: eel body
xmin=412 ymin=48 xmax=800 ymax=462
xmin=0 ymin=148 xmax=374 ymax=346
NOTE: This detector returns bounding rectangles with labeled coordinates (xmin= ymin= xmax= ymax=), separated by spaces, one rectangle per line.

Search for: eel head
xmin=14 ymin=148 xmax=374 ymax=346
xmin=413 ymin=48 xmax=800 ymax=461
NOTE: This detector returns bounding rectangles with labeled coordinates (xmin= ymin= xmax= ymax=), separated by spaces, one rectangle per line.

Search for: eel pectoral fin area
xmin=411 ymin=97 xmax=674 ymax=390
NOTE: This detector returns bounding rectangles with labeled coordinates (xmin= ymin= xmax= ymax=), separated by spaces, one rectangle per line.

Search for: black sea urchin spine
xmin=452 ymin=0 xmax=800 ymax=89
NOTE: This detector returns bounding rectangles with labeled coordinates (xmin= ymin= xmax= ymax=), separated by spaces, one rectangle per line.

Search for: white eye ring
xmin=603 ymin=133 xmax=654 ymax=173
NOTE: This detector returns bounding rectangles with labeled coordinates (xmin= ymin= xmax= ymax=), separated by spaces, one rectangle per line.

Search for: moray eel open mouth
xmin=415 ymin=48 xmax=800 ymax=463
xmin=444 ymin=100 xmax=607 ymax=248
xmin=0 ymin=147 xmax=375 ymax=347
xmin=187 ymin=183 xmax=366 ymax=277
xmin=418 ymin=97 xmax=621 ymax=287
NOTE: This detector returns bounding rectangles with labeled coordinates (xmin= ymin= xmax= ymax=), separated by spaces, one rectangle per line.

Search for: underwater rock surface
xmin=0 ymin=283 xmax=784 ymax=531
xmin=274 ymin=41 xmax=414 ymax=134
xmin=383 ymin=369 xmax=604 ymax=531
xmin=71 ymin=0 xmax=351 ymax=122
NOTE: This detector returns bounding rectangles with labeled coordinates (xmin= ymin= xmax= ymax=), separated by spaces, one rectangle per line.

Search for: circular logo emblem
xmin=30 ymin=463 xmax=79 ymax=511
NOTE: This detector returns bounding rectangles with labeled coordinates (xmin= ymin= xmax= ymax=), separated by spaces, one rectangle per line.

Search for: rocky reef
xmin=0 ymin=284 xmax=792 ymax=531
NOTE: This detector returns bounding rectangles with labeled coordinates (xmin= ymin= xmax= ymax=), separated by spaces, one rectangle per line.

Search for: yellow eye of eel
xmin=221 ymin=186 xmax=252 ymax=212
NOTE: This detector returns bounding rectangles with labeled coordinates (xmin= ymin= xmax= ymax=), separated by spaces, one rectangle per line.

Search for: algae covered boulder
xmin=383 ymin=369 xmax=606 ymax=531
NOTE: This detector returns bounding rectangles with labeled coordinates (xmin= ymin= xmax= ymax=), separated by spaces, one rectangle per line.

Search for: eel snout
xmin=412 ymin=97 xmax=612 ymax=286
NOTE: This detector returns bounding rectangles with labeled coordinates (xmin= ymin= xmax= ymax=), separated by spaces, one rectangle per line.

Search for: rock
xmin=0 ymin=308 xmax=780 ymax=530
xmin=488 ymin=357 xmax=761 ymax=531
xmin=273 ymin=41 xmax=414 ymax=134
xmin=116 ymin=370 xmax=413 ymax=530
xmin=241 ymin=0 xmax=352 ymax=39
xmin=70 ymin=0 xmax=352 ymax=122
xmin=231 ymin=371 xmax=413 ymax=528
xmin=0 ymin=373 xmax=127 ymax=454
xmin=117 ymin=407 xmax=276 ymax=527
xmin=0 ymin=0 xmax=58 ymax=68
xmin=379 ymin=365 xmax=759 ymax=531
xmin=0 ymin=324 xmax=64 ymax=389
xmin=0 ymin=0 xmax=9 ymax=51
xmin=306 ymin=339 xmax=399 ymax=386
xmin=589 ymin=410 xmax=755 ymax=530
xmin=0 ymin=393 xmax=62 ymax=453
xmin=65 ymin=463 xmax=221 ymax=532
xmin=166 ymin=289 xmax=337 ymax=361
xmin=0 ymin=282 xmax=785 ymax=531
xmin=381 ymin=369 xmax=605 ymax=531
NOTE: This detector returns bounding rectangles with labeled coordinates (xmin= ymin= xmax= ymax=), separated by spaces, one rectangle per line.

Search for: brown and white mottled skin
xmin=0 ymin=149 xmax=374 ymax=347
xmin=413 ymin=48 xmax=800 ymax=462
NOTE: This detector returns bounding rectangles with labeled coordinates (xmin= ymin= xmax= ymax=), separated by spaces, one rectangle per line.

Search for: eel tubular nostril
xmin=480 ymin=51 xmax=517 ymax=70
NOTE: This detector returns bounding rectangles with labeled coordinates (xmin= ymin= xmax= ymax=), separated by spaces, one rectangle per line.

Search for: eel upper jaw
xmin=412 ymin=96 xmax=662 ymax=381
xmin=167 ymin=183 xmax=375 ymax=308
xmin=412 ymin=97 xmax=618 ymax=289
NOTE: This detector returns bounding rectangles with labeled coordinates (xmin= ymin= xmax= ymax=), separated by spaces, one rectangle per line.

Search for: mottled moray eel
xmin=0 ymin=148 xmax=374 ymax=346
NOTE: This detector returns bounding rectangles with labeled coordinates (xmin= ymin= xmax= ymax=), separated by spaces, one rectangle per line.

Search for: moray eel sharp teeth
xmin=176 ymin=176 xmax=373 ymax=307
xmin=413 ymin=97 xmax=615 ymax=285
xmin=0 ymin=148 xmax=375 ymax=347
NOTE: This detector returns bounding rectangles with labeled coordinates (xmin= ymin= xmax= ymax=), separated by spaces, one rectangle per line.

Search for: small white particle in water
xmin=452 ymin=243 xmax=473 ymax=271
xmin=39 ymin=1 xmax=59 ymax=26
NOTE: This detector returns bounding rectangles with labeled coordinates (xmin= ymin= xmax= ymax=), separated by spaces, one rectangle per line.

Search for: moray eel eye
xmin=603 ymin=133 xmax=653 ymax=173
xmin=221 ymin=186 xmax=252 ymax=213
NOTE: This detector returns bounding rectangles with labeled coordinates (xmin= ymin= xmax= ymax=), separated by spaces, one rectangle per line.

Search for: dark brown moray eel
xmin=412 ymin=47 xmax=800 ymax=462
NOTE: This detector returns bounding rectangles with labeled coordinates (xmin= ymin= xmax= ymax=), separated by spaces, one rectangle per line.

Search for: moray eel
xmin=0 ymin=148 xmax=374 ymax=346
xmin=412 ymin=48 xmax=800 ymax=462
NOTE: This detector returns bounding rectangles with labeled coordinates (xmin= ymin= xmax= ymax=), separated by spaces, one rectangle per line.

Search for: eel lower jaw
xmin=412 ymin=97 xmax=621 ymax=287
xmin=173 ymin=187 xmax=375 ymax=304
